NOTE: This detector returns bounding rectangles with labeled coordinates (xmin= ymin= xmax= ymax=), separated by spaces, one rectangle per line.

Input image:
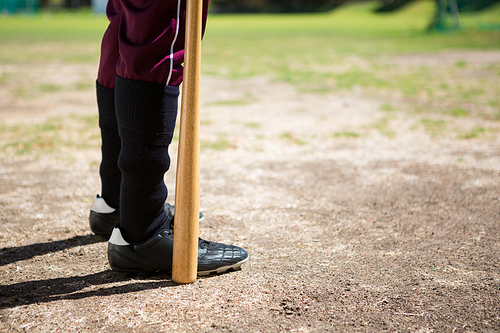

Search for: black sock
xmin=97 ymin=81 xmax=121 ymax=210
xmin=115 ymin=76 xmax=179 ymax=243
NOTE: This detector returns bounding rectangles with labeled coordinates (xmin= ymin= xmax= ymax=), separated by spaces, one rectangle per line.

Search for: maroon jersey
xmin=97 ymin=0 xmax=209 ymax=89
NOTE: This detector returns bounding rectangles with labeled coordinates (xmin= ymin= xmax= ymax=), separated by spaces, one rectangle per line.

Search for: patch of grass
xmin=205 ymin=98 xmax=252 ymax=107
xmin=336 ymin=69 xmax=389 ymax=90
xmin=389 ymin=66 xmax=434 ymax=97
xmin=4 ymin=136 xmax=57 ymax=155
xmin=333 ymin=131 xmax=361 ymax=138
xmin=303 ymin=86 xmax=333 ymax=94
xmin=454 ymin=60 xmax=468 ymax=68
xmin=244 ymin=122 xmax=261 ymax=128
xmin=384 ymin=63 xmax=499 ymax=120
xmin=70 ymin=114 xmax=98 ymax=126
xmin=420 ymin=118 xmax=447 ymax=137
xmin=438 ymin=83 xmax=450 ymax=90
xmin=0 ymin=72 xmax=11 ymax=85
xmin=2 ymin=118 xmax=63 ymax=155
xmin=75 ymin=82 xmax=93 ymax=91
xmin=487 ymin=99 xmax=499 ymax=107
xmin=494 ymin=111 xmax=500 ymax=121
xmin=457 ymin=127 xmax=493 ymax=139
xmin=460 ymin=87 xmax=486 ymax=100
xmin=447 ymin=108 xmax=469 ymax=117
xmin=201 ymin=135 xmax=236 ymax=151
xmin=12 ymin=87 xmax=28 ymax=98
xmin=371 ymin=117 xmax=395 ymax=138
xmin=201 ymin=119 xmax=213 ymax=125
xmin=380 ymin=102 xmax=396 ymax=112
xmin=0 ymin=116 xmax=99 ymax=156
xmin=38 ymin=118 xmax=63 ymax=131
xmin=280 ymin=132 xmax=307 ymax=145
xmin=39 ymin=83 xmax=63 ymax=93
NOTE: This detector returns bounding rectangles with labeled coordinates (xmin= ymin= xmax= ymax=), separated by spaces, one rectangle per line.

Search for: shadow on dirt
xmin=0 ymin=270 xmax=176 ymax=309
xmin=0 ymin=235 xmax=177 ymax=309
xmin=0 ymin=235 xmax=104 ymax=267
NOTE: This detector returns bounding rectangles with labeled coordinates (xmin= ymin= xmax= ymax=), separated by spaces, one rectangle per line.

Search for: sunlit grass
xmin=0 ymin=10 xmax=106 ymax=64
xmin=333 ymin=131 xmax=361 ymax=138
xmin=203 ymin=1 xmax=500 ymax=80
xmin=244 ymin=122 xmax=261 ymax=128
xmin=370 ymin=116 xmax=396 ymax=138
xmin=201 ymin=134 xmax=236 ymax=150
xmin=38 ymin=83 xmax=63 ymax=92
xmin=0 ymin=1 xmax=499 ymax=139
xmin=0 ymin=115 xmax=99 ymax=156
xmin=280 ymin=132 xmax=307 ymax=145
xmin=420 ymin=118 xmax=448 ymax=137
xmin=204 ymin=99 xmax=251 ymax=106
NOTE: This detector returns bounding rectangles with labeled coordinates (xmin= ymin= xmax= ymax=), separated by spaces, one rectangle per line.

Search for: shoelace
xmin=168 ymin=215 xmax=214 ymax=249
xmin=198 ymin=238 xmax=214 ymax=249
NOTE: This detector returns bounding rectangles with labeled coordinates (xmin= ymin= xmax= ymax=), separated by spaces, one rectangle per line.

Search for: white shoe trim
xmin=108 ymin=227 xmax=130 ymax=246
xmin=90 ymin=195 xmax=116 ymax=214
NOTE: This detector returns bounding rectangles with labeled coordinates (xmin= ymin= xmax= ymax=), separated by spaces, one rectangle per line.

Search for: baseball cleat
xmin=107 ymin=221 xmax=249 ymax=277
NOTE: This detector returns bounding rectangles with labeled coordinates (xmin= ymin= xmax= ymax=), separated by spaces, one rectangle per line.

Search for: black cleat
xmin=108 ymin=221 xmax=248 ymax=276
xmin=89 ymin=195 xmax=204 ymax=239
xmin=197 ymin=238 xmax=249 ymax=276
xmin=89 ymin=195 xmax=119 ymax=237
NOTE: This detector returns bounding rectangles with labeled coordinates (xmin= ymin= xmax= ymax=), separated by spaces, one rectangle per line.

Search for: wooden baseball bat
xmin=172 ymin=0 xmax=203 ymax=284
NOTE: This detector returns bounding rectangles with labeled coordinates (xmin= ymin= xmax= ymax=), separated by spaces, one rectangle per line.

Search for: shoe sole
xmin=112 ymin=257 xmax=249 ymax=278
xmin=197 ymin=256 xmax=249 ymax=276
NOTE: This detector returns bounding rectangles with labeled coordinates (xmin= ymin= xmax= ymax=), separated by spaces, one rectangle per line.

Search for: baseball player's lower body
xmin=89 ymin=0 xmax=248 ymax=276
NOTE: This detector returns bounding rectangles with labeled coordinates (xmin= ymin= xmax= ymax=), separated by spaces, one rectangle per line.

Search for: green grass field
xmin=202 ymin=1 xmax=500 ymax=77
xmin=0 ymin=1 xmax=498 ymax=67
xmin=0 ymin=1 xmax=499 ymax=128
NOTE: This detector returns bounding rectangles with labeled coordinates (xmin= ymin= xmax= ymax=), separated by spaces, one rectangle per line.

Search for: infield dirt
xmin=0 ymin=52 xmax=499 ymax=332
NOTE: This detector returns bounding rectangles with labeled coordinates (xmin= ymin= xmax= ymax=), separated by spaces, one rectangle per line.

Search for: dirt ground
xmin=0 ymin=52 xmax=499 ymax=332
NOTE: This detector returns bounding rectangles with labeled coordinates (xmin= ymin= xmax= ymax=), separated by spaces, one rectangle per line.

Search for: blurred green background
xmin=0 ymin=0 xmax=499 ymax=136
xmin=1 ymin=1 xmax=498 ymax=69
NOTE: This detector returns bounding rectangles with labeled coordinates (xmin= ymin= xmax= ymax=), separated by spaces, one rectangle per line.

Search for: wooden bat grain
xmin=172 ymin=0 xmax=203 ymax=284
